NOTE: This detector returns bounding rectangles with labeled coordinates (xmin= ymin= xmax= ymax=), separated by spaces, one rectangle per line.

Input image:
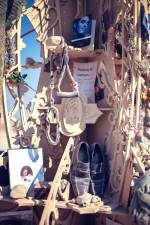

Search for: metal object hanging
xmin=46 ymin=53 xmax=60 ymax=146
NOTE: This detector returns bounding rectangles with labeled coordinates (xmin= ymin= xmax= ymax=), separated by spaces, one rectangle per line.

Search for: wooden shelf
xmin=37 ymin=106 xmax=113 ymax=111
xmin=0 ymin=197 xmax=128 ymax=216
xmin=67 ymin=201 xmax=128 ymax=215
xmin=68 ymin=47 xmax=104 ymax=59
xmin=48 ymin=45 xmax=104 ymax=59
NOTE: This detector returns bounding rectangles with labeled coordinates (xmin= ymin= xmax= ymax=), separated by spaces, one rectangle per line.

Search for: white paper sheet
xmin=73 ymin=61 xmax=97 ymax=102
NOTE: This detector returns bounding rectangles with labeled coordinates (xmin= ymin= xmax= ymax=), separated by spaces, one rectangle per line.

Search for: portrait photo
xmin=20 ymin=165 xmax=33 ymax=182
xmin=8 ymin=148 xmax=44 ymax=192
xmin=71 ymin=15 xmax=92 ymax=47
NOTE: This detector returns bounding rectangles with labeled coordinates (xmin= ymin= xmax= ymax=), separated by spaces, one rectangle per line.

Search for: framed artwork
xmin=8 ymin=148 xmax=44 ymax=192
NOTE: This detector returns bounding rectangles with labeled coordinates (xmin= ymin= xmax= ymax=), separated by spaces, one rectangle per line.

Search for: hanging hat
xmin=46 ymin=36 xmax=62 ymax=49
xmin=46 ymin=36 xmax=64 ymax=51
xmin=59 ymin=95 xmax=86 ymax=136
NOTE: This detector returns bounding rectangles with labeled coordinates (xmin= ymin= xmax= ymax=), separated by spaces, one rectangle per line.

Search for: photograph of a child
xmin=20 ymin=166 xmax=33 ymax=182
xmin=8 ymin=148 xmax=44 ymax=192
xmin=71 ymin=15 xmax=92 ymax=47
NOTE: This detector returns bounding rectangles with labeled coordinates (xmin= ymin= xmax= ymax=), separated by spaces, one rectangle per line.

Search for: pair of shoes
xmin=70 ymin=142 xmax=109 ymax=198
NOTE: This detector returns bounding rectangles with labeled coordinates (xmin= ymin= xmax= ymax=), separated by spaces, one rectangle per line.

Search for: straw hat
xmin=10 ymin=185 xmax=28 ymax=199
xmin=59 ymin=95 xmax=86 ymax=136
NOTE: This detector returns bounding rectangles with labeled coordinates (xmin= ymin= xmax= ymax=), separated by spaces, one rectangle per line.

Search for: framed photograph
xmin=71 ymin=15 xmax=92 ymax=47
xmin=8 ymin=148 xmax=44 ymax=192
xmin=71 ymin=15 xmax=96 ymax=50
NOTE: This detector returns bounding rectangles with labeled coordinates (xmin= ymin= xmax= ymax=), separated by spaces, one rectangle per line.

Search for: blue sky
xmin=7 ymin=0 xmax=42 ymax=113
xmin=21 ymin=0 xmax=42 ymax=104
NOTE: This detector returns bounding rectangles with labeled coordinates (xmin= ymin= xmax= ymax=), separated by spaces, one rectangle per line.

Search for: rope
xmin=57 ymin=38 xmax=79 ymax=98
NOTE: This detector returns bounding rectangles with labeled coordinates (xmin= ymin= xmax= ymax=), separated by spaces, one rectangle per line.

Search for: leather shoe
xmin=70 ymin=142 xmax=90 ymax=197
xmin=90 ymin=143 xmax=109 ymax=197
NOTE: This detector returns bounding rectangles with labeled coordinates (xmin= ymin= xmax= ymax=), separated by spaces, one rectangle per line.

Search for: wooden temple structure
xmin=0 ymin=0 xmax=150 ymax=224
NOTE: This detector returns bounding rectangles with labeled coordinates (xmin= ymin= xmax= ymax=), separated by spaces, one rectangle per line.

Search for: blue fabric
xmin=141 ymin=3 xmax=150 ymax=41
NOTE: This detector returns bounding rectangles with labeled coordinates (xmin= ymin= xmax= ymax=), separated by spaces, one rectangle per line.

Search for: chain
xmin=135 ymin=102 xmax=144 ymax=143
xmin=46 ymin=53 xmax=60 ymax=146
xmin=127 ymin=68 xmax=144 ymax=142
xmin=49 ymin=54 xmax=55 ymax=107
xmin=128 ymin=69 xmax=133 ymax=129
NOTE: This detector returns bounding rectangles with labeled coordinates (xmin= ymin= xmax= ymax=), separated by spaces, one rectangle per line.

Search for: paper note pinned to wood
xmin=73 ymin=61 xmax=98 ymax=103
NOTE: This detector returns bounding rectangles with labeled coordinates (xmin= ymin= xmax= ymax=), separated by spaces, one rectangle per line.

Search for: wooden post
xmin=16 ymin=17 xmax=28 ymax=131
xmin=135 ymin=0 xmax=142 ymax=129
xmin=119 ymin=0 xmax=139 ymax=205
xmin=0 ymin=1 xmax=10 ymax=149
xmin=0 ymin=1 xmax=7 ymax=117
xmin=39 ymin=137 xmax=75 ymax=225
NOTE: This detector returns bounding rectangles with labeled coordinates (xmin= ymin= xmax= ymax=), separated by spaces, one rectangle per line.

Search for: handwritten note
xmin=73 ymin=61 xmax=97 ymax=103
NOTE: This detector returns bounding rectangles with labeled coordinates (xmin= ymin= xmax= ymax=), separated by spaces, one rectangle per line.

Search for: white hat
xmin=10 ymin=185 xmax=28 ymax=199
xmin=59 ymin=95 xmax=86 ymax=136
xmin=46 ymin=36 xmax=63 ymax=51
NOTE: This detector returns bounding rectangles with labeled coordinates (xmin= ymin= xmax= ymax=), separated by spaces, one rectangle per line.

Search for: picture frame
xmin=71 ymin=15 xmax=96 ymax=50
xmin=8 ymin=148 xmax=44 ymax=193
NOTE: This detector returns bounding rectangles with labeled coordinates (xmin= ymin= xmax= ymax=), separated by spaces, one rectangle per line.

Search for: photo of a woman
xmin=71 ymin=15 xmax=92 ymax=47
xmin=20 ymin=166 xmax=33 ymax=182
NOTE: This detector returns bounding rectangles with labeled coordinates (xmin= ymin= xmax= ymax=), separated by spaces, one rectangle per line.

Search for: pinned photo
xmin=8 ymin=148 xmax=44 ymax=193
xmin=20 ymin=166 xmax=33 ymax=182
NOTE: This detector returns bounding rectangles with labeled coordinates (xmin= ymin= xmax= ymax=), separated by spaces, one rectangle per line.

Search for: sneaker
xmin=70 ymin=142 xmax=90 ymax=197
xmin=90 ymin=143 xmax=109 ymax=197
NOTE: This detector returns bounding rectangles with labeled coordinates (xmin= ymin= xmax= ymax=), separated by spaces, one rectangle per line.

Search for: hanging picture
xmin=8 ymin=148 xmax=44 ymax=192
xmin=73 ymin=61 xmax=98 ymax=102
xmin=71 ymin=15 xmax=92 ymax=47
xmin=71 ymin=15 xmax=96 ymax=50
